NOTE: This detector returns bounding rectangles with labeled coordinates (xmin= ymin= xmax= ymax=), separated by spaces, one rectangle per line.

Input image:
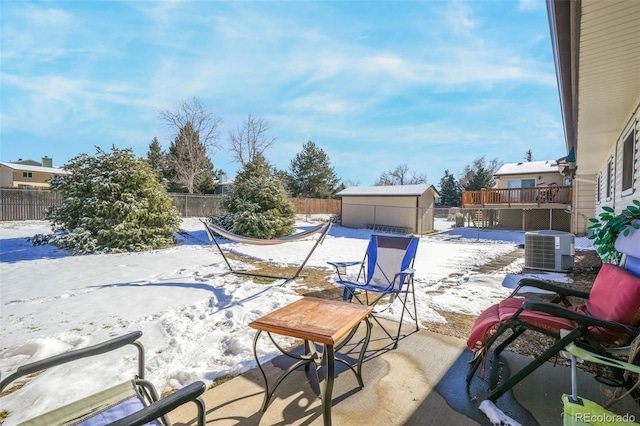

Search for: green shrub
xmin=211 ymin=155 xmax=295 ymax=239
xmin=587 ymin=200 xmax=640 ymax=264
xmin=45 ymin=146 xmax=182 ymax=254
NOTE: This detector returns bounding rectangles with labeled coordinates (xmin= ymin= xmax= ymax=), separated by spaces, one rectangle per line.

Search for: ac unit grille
xmin=525 ymin=235 xmax=556 ymax=270
xmin=524 ymin=231 xmax=575 ymax=272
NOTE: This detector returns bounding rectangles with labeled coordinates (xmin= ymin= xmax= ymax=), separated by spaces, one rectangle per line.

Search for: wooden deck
xmin=462 ymin=185 xmax=572 ymax=208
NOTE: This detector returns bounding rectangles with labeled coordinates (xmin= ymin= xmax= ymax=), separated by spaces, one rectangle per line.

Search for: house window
xmin=606 ymin=158 xmax=613 ymax=199
xmin=622 ymin=129 xmax=636 ymax=192
xmin=22 ymin=172 xmax=33 ymax=178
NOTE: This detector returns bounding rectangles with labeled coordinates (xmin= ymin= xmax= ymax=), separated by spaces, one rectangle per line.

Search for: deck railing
xmin=462 ymin=185 xmax=572 ymax=207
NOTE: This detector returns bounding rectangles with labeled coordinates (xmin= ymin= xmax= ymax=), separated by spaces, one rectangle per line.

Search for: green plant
xmin=588 ymin=200 xmax=640 ymax=264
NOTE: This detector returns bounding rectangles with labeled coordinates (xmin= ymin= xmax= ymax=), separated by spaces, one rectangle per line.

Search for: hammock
xmin=201 ymin=220 xmax=332 ymax=282
xmin=204 ymin=222 xmax=327 ymax=246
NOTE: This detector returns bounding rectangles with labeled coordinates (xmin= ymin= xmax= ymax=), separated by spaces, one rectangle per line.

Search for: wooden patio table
xmin=249 ymin=297 xmax=373 ymax=426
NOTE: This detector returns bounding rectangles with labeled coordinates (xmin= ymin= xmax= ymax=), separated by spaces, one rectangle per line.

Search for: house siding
xmin=0 ymin=164 xmax=65 ymax=189
xmin=573 ymin=176 xmax=596 ymax=236
xmin=595 ymin=108 xmax=640 ymax=219
xmin=495 ymin=171 xmax=563 ymax=189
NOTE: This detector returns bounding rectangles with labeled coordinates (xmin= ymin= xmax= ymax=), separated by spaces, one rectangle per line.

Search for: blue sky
xmin=1 ymin=0 xmax=564 ymax=187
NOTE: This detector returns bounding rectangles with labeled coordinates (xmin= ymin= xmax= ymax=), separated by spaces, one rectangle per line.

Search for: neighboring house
xmin=461 ymin=160 xmax=572 ymax=231
xmin=336 ymin=184 xmax=440 ymax=234
xmin=213 ymin=173 xmax=234 ymax=195
xmin=547 ymin=0 xmax=639 ymax=235
xmin=0 ymin=157 xmax=69 ymax=189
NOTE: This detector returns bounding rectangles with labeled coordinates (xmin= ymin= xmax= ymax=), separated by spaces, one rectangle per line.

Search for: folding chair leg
xmin=392 ymin=283 xmax=418 ymax=349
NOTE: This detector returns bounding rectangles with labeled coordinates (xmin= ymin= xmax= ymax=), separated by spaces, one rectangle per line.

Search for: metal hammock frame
xmin=201 ymin=220 xmax=332 ymax=282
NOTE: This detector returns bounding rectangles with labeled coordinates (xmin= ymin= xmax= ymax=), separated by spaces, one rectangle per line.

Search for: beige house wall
xmin=0 ymin=165 xmax=58 ymax=188
xmin=495 ymin=171 xmax=564 ymax=189
xmin=0 ymin=167 xmax=13 ymax=187
xmin=571 ymin=176 xmax=596 ymax=236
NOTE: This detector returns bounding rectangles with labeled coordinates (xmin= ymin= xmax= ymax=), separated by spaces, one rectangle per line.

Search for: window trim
xmin=621 ymin=128 xmax=636 ymax=194
xmin=606 ymin=157 xmax=613 ymax=200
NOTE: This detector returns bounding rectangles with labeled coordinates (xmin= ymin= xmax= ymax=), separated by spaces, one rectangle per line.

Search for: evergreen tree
xmin=462 ymin=166 xmax=495 ymax=190
xmin=215 ymin=155 xmax=296 ymax=238
xmin=438 ymin=170 xmax=462 ymax=206
xmin=524 ymin=150 xmax=533 ymax=162
xmin=166 ymin=122 xmax=216 ymax=194
xmin=146 ymin=137 xmax=167 ymax=183
xmin=458 ymin=156 xmax=500 ymax=189
xmin=288 ymin=141 xmax=340 ymax=198
xmin=45 ymin=146 xmax=182 ymax=254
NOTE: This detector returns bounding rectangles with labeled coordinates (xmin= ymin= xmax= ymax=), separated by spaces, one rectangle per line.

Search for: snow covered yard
xmin=0 ymin=217 xmax=589 ymax=424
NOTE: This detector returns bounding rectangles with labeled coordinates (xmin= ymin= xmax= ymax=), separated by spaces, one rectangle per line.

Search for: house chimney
xmin=42 ymin=156 xmax=53 ymax=167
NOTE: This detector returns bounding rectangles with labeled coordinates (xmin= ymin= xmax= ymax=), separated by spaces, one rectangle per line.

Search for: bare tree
xmin=228 ymin=115 xmax=276 ymax=166
xmin=375 ymin=164 xmax=427 ymax=186
xmin=160 ymin=98 xmax=222 ymax=193
xmin=160 ymin=97 xmax=223 ymax=153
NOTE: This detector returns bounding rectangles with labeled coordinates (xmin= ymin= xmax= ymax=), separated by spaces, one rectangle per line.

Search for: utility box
xmin=524 ymin=230 xmax=575 ymax=272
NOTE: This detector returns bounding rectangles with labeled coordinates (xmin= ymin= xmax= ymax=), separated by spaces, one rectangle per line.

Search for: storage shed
xmin=336 ymin=184 xmax=440 ymax=234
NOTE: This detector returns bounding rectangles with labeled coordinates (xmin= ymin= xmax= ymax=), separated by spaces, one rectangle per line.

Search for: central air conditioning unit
xmin=524 ymin=230 xmax=575 ymax=272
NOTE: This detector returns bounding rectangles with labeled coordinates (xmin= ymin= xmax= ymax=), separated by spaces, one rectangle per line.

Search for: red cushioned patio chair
xmin=466 ymin=224 xmax=640 ymax=403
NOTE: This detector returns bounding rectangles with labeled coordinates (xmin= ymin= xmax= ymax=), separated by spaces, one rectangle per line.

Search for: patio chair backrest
xmin=571 ymin=224 xmax=640 ymax=344
xmin=614 ymin=222 xmax=640 ymax=277
xmin=365 ymin=235 xmax=419 ymax=292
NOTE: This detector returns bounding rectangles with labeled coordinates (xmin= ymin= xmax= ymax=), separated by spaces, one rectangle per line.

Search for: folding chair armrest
xmin=393 ymin=268 xmax=415 ymax=281
xmin=522 ymin=301 xmax=640 ymax=336
xmin=511 ymin=278 xmax=590 ymax=299
xmin=0 ymin=331 xmax=144 ymax=393
xmin=327 ymin=261 xmax=363 ymax=269
xmin=107 ymin=381 xmax=207 ymax=426
xmin=565 ymin=343 xmax=640 ymax=376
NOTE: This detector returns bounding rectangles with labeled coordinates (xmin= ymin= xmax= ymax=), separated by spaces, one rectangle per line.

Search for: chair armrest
xmin=107 ymin=381 xmax=207 ymax=426
xmin=327 ymin=261 xmax=363 ymax=269
xmin=565 ymin=343 xmax=640 ymax=376
xmin=510 ymin=278 xmax=590 ymax=300
xmin=521 ymin=301 xmax=640 ymax=337
xmin=327 ymin=261 xmax=364 ymax=282
xmin=0 ymin=331 xmax=144 ymax=393
xmin=393 ymin=268 xmax=415 ymax=280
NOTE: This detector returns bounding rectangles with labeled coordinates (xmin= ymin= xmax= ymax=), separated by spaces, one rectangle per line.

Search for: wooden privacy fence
xmin=288 ymin=198 xmax=341 ymax=216
xmin=0 ymin=188 xmax=62 ymax=221
xmin=0 ymin=188 xmax=342 ymax=221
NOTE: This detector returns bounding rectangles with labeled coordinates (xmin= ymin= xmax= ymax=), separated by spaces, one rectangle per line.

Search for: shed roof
xmin=494 ymin=160 xmax=559 ymax=177
xmin=0 ymin=162 xmax=70 ymax=174
xmin=336 ymin=183 xmax=439 ymax=197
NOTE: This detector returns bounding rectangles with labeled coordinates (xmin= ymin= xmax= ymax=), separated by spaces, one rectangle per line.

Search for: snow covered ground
xmin=0 ymin=216 xmax=593 ymax=424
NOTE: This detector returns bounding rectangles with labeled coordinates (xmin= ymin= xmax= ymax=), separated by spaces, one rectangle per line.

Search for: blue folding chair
xmin=328 ymin=234 xmax=420 ymax=348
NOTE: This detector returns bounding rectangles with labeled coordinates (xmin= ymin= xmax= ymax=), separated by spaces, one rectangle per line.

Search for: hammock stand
xmin=201 ymin=220 xmax=332 ymax=282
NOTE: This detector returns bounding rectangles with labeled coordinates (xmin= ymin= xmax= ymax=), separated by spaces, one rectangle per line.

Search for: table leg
xmin=356 ymin=317 xmax=372 ymax=386
xmin=319 ymin=344 xmax=335 ymax=426
xmin=253 ymin=331 xmax=317 ymax=412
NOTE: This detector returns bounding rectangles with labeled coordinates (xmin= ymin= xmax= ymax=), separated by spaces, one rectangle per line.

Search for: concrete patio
xmin=167 ymin=318 xmax=640 ymax=425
